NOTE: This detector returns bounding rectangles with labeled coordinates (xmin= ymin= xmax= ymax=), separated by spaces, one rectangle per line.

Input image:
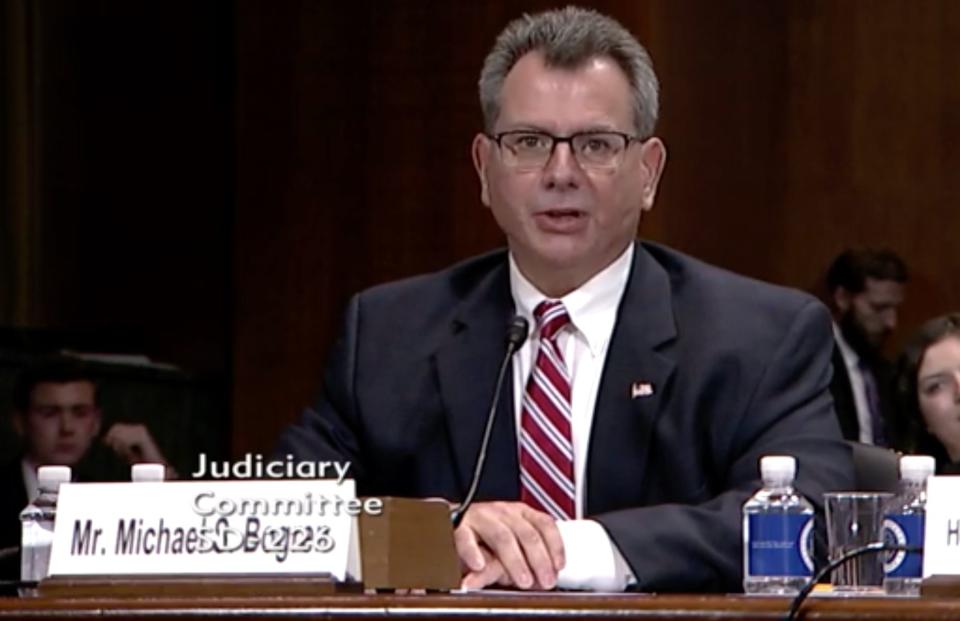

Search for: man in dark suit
xmin=825 ymin=249 xmax=908 ymax=448
xmin=1 ymin=359 xmax=174 ymax=586
xmin=278 ymin=7 xmax=853 ymax=592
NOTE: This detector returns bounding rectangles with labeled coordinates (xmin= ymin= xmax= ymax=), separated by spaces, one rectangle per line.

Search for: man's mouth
xmin=539 ymin=209 xmax=585 ymax=219
xmin=533 ymin=209 xmax=588 ymax=233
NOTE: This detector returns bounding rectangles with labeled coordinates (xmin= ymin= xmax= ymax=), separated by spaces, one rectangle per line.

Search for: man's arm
xmin=276 ymin=294 xmax=365 ymax=479
xmin=102 ymin=423 xmax=179 ymax=479
xmin=593 ymin=299 xmax=854 ymax=592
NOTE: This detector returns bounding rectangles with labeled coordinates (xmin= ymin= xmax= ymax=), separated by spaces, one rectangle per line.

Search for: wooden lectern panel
xmin=35 ymin=497 xmax=459 ymax=596
xmin=39 ymin=574 xmax=347 ymax=598
xmin=5 ymin=592 xmax=960 ymax=620
xmin=359 ymin=497 xmax=460 ymax=590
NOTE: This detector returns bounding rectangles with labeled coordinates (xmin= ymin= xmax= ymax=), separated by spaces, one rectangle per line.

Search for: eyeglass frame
xmin=485 ymin=129 xmax=647 ymax=170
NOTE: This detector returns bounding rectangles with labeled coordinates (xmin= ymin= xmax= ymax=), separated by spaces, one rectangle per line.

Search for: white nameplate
xmin=48 ymin=479 xmax=382 ymax=580
xmin=922 ymin=475 xmax=960 ymax=577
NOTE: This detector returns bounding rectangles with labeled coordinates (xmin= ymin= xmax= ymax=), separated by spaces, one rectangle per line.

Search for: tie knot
xmin=534 ymin=300 xmax=570 ymax=341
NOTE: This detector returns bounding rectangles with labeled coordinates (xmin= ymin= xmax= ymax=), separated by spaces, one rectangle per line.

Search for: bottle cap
xmin=760 ymin=455 xmax=796 ymax=483
xmin=900 ymin=455 xmax=936 ymax=481
xmin=131 ymin=463 xmax=167 ymax=482
xmin=36 ymin=465 xmax=71 ymax=491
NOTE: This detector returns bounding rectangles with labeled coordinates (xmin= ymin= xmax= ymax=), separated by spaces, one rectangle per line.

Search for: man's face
xmin=13 ymin=381 xmax=101 ymax=467
xmin=472 ymin=52 xmax=666 ymax=294
xmin=835 ymin=277 xmax=905 ymax=348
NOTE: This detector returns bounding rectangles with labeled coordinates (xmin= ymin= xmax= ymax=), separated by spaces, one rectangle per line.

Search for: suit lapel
xmin=434 ymin=259 xmax=520 ymax=500
xmin=587 ymin=244 xmax=677 ymax=515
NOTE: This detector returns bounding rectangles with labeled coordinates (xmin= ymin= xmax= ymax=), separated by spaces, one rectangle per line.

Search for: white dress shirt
xmin=509 ymin=242 xmax=635 ymax=591
xmin=832 ymin=323 xmax=876 ymax=445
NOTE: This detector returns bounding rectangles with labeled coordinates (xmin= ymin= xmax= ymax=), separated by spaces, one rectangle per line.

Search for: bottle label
xmin=883 ymin=514 xmax=923 ymax=577
xmin=747 ymin=514 xmax=814 ymax=577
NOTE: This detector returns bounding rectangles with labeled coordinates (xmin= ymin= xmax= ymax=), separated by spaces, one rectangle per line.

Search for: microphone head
xmin=506 ymin=316 xmax=529 ymax=349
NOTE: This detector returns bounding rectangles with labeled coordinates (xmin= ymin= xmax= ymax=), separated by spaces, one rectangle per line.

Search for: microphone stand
xmin=451 ymin=316 xmax=528 ymax=528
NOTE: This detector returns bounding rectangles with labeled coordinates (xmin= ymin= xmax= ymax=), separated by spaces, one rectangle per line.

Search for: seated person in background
xmin=825 ymin=248 xmax=909 ymax=448
xmin=896 ymin=313 xmax=960 ymax=474
xmin=278 ymin=6 xmax=853 ymax=593
xmin=0 ymin=358 xmax=175 ymax=580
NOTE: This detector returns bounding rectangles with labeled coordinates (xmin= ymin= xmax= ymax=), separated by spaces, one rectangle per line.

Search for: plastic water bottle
xmin=19 ymin=465 xmax=71 ymax=596
xmin=131 ymin=463 xmax=167 ymax=482
xmin=742 ymin=455 xmax=815 ymax=594
xmin=883 ymin=455 xmax=934 ymax=596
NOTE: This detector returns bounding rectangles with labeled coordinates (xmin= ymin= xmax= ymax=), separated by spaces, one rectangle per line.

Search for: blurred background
xmin=1 ymin=0 xmax=958 ymax=464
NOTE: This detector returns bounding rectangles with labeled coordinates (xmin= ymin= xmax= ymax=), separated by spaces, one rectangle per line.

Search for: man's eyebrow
xmin=497 ymin=124 xmax=550 ymax=133
xmin=497 ymin=123 xmax=624 ymax=134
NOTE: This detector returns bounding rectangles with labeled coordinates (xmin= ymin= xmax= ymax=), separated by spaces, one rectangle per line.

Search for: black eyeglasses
xmin=487 ymin=129 xmax=643 ymax=170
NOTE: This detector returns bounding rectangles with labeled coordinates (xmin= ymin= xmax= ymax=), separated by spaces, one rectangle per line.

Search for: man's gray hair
xmin=478 ymin=6 xmax=659 ymax=137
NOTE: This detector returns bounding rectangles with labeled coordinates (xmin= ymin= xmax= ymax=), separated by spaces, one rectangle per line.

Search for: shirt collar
xmin=833 ymin=322 xmax=860 ymax=369
xmin=509 ymin=243 xmax=634 ymax=357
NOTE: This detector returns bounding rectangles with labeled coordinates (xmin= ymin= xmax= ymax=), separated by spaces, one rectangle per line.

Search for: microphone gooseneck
xmin=450 ymin=315 xmax=529 ymax=528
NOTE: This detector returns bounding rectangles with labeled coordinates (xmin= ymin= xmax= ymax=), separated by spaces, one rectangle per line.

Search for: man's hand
xmin=461 ymin=546 xmax=513 ymax=590
xmin=102 ymin=423 xmax=176 ymax=477
xmin=455 ymin=501 xmax=564 ymax=590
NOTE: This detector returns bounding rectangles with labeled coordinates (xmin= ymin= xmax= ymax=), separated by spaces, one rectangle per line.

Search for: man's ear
xmin=637 ymin=137 xmax=667 ymax=213
xmin=833 ymin=287 xmax=852 ymax=313
xmin=472 ymin=133 xmax=492 ymax=207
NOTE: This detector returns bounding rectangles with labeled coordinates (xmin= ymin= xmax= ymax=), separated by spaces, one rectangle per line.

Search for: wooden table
xmin=2 ymin=592 xmax=960 ymax=620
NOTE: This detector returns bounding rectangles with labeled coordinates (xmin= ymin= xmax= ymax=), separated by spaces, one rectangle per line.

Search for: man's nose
xmin=58 ymin=412 xmax=77 ymax=434
xmin=884 ymin=310 xmax=898 ymax=331
xmin=542 ymin=142 xmax=582 ymax=188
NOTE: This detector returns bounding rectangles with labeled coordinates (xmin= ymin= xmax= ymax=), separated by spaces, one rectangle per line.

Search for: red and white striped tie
xmin=519 ymin=300 xmax=575 ymax=520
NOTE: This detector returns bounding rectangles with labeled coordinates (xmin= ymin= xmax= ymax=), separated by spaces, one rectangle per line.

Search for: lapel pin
xmin=631 ymin=381 xmax=655 ymax=398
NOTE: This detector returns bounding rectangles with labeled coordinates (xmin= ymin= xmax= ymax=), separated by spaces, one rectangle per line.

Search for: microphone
xmin=450 ymin=315 xmax=529 ymax=528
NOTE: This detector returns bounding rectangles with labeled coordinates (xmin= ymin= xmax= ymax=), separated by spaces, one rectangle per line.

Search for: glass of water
xmin=824 ymin=492 xmax=893 ymax=594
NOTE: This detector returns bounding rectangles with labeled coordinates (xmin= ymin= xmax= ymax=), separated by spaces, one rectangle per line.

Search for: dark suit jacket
xmin=278 ymin=242 xmax=854 ymax=592
xmin=830 ymin=346 xmax=901 ymax=449
xmin=0 ymin=458 xmax=28 ymax=588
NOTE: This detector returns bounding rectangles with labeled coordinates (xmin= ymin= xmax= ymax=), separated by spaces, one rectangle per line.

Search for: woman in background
xmin=897 ymin=313 xmax=960 ymax=474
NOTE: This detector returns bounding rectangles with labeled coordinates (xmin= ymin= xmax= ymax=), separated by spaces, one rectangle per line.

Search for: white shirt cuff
xmin=555 ymin=519 xmax=636 ymax=591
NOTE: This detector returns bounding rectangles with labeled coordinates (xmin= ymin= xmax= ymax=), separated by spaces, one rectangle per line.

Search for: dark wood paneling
xmin=233 ymin=2 xmax=960 ymax=456
xmin=776 ymin=1 xmax=960 ymax=354
xmin=11 ymin=2 xmax=960 ymax=459
xmin=647 ymin=1 xmax=790 ymax=276
xmin=234 ymin=2 xmax=522 ymax=455
xmin=0 ymin=0 xmax=36 ymax=325
xmin=28 ymin=1 xmax=234 ymax=375
xmin=233 ymin=1 xmax=658 ymax=455
xmin=230 ymin=1 xmax=786 ymax=455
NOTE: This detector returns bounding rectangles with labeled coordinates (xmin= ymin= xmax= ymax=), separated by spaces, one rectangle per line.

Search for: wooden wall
xmin=4 ymin=2 xmax=958 ymax=459
xmin=234 ymin=1 xmax=960 ymax=455
xmin=775 ymin=2 xmax=960 ymax=335
xmin=1 ymin=1 xmax=234 ymax=375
